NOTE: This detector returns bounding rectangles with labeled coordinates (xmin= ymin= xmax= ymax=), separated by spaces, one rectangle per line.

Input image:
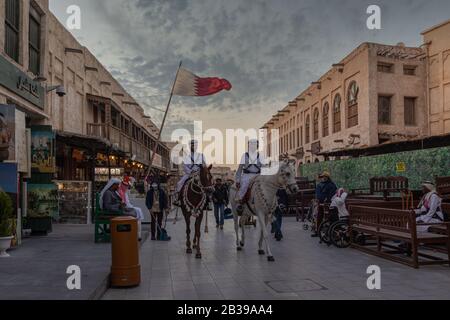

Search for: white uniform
xmin=176 ymin=152 xmax=207 ymax=193
xmin=415 ymin=191 xmax=444 ymax=233
xmin=235 ymin=152 xmax=268 ymax=201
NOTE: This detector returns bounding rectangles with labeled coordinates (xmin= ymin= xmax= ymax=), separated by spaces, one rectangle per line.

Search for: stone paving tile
xmin=102 ymin=215 xmax=450 ymax=300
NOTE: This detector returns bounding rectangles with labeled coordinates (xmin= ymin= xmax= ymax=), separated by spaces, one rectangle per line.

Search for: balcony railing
xmin=87 ymin=123 xmax=167 ymax=168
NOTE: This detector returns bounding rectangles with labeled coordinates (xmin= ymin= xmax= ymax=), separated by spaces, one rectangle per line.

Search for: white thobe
xmin=415 ymin=192 xmax=444 ymax=233
xmin=176 ymin=152 xmax=206 ymax=192
xmin=235 ymin=152 xmax=268 ymax=200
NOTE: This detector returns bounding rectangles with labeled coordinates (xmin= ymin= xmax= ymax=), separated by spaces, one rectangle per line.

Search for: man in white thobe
xmin=415 ymin=181 xmax=445 ymax=233
xmin=235 ymin=139 xmax=268 ymax=213
xmin=174 ymin=140 xmax=207 ymax=205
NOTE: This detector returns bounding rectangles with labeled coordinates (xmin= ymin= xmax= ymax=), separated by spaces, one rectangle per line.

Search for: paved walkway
xmin=102 ymin=214 xmax=450 ymax=300
xmin=0 ymin=224 xmax=112 ymax=300
xmin=0 ymin=197 xmax=149 ymax=300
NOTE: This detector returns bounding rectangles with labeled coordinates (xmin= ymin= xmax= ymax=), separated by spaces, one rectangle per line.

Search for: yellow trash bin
xmin=110 ymin=216 xmax=141 ymax=287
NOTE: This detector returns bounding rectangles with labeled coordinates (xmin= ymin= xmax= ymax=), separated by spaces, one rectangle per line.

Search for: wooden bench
xmin=94 ymin=193 xmax=124 ymax=243
xmin=349 ymin=205 xmax=450 ymax=268
xmin=428 ymin=203 xmax=450 ymax=236
xmin=436 ymin=176 xmax=450 ymax=201
xmin=351 ymin=176 xmax=409 ymax=200
xmin=286 ymin=189 xmax=316 ymax=221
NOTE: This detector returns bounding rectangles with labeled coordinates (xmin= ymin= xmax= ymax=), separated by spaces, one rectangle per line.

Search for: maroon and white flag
xmin=173 ymin=68 xmax=232 ymax=97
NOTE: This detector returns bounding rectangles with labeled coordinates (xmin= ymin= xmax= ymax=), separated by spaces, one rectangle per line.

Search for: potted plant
xmin=0 ymin=189 xmax=14 ymax=257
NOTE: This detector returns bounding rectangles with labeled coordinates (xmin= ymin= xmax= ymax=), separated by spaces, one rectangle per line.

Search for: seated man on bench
xmin=100 ymin=178 xmax=123 ymax=213
xmin=100 ymin=178 xmax=139 ymax=219
xmin=415 ymin=181 xmax=446 ymax=232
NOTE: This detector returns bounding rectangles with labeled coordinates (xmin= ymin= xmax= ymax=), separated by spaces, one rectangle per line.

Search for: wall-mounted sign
xmin=396 ymin=162 xmax=406 ymax=173
xmin=295 ymin=147 xmax=305 ymax=159
xmin=31 ymin=126 xmax=55 ymax=174
xmin=0 ymin=105 xmax=15 ymax=162
xmin=311 ymin=142 xmax=322 ymax=155
xmin=95 ymin=167 xmax=124 ymax=176
xmin=0 ymin=55 xmax=45 ymax=109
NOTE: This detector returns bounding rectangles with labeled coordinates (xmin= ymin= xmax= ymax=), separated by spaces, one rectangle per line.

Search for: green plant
xmin=0 ymin=189 xmax=14 ymax=237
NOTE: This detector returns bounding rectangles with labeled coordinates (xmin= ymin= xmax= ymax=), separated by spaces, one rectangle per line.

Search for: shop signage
xmin=17 ymin=76 xmax=40 ymax=98
xmin=295 ymin=147 xmax=305 ymax=159
xmin=30 ymin=126 xmax=55 ymax=174
xmin=311 ymin=142 xmax=321 ymax=155
xmin=0 ymin=55 xmax=45 ymax=110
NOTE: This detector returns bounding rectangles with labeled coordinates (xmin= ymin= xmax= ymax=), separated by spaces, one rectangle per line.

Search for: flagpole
xmin=145 ymin=61 xmax=183 ymax=184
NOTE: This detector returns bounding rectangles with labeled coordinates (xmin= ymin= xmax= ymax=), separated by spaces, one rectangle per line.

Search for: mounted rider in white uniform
xmin=235 ymin=139 xmax=268 ymax=214
xmin=174 ymin=140 xmax=208 ymax=205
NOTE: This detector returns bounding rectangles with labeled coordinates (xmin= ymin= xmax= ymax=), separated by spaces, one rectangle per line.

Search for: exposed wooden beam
xmin=85 ymin=66 xmax=99 ymax=72
xmin=65 ymin=48 xmax=83 ymax=54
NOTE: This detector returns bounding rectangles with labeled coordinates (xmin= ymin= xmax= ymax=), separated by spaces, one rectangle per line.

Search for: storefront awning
xmin=56 ymin=130 xmax=127 ymax=156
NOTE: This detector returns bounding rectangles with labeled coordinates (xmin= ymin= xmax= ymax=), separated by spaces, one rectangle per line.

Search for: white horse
xmin=229 ymin=160 xmax=299 ymax=262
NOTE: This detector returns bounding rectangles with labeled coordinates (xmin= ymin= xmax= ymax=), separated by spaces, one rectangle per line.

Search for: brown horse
xmin=179 ymin=165 xmax=214 ymax=259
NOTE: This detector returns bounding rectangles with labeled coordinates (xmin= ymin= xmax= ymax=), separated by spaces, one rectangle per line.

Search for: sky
xmin=49 ymin=0 xmax=450 ymax=146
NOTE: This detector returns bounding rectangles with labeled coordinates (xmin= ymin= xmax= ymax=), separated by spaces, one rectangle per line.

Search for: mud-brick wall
xmin=301 ymin=146 xmax=450 ymax=190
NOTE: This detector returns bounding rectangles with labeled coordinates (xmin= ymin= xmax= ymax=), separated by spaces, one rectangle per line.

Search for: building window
xmin=347 ymin=81 xmax=359 ymax=128
xmin=5 ymin=0 xmax=20 ymax=62
xmin=313 ymin=108 xmax=319 ymax=141
xmin=377 ymin=62 xmax=394 ymax=73
xmin=404 ymin=97 xmax=416 ymax=126
xmin=297 ymin=128 xmax=300 ymax=148
xmin=29 ymin=5 xmax=41 ymax=75
xmin=378 ymin=95 xmax=391 ymax=125
xmin=322 ymin=102 xmax=329 ymax=137
xmin=300 ymin=126 xmax=303 ymax=146
xmin=403 ymin=65 xmax=417 ymax=76
xmin=333 ymin=94 xmax=342 ymax=133
xmin=305 ymin=115 xmax=310 ymax=144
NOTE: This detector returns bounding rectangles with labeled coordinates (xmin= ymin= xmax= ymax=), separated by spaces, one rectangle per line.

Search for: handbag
xmin=224 ymin=207 xmax=233 ymax=220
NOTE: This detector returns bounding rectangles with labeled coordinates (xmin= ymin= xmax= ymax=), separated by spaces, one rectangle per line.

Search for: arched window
xmin=347 ymin=81 xmax=359 ymax=128
xmin=305 ymin=115 xmax=310 ymax=144
xmin=333 ymin=94 xmax=342 ymax=133
xmin=323 ymin=102 xmax=330 ymax=137
xmin=313 ymin=108 xmax=320 ymax=141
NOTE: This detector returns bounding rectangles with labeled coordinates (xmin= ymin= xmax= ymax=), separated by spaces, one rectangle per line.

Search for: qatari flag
xmin=173 ymin=68 xmax=232 ymax=97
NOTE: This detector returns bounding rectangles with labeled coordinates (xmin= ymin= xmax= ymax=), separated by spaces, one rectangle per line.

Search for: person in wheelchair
xmin=329 ymin=188 xmax=349 ymax=221
xmin=318 ymin=188 xmax=353 ymax=248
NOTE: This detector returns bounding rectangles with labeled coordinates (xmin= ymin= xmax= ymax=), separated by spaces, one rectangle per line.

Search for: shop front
xmin=0 ymin=54 xmax=47 ymax=246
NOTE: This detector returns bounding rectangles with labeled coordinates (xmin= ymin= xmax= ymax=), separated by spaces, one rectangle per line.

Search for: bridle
xmin=182 ymin=168 xmax=213 ymax=215
xmin=278 ymin=165 xmax=298 ymax=194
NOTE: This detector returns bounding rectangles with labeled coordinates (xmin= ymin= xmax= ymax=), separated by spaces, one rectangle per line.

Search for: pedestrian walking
xmin=212 ymin=178 xmax=229 ymax=230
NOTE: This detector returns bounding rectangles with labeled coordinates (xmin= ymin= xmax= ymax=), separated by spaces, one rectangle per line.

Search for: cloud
xmin=50 ymin=0 xmax=450 ymax=140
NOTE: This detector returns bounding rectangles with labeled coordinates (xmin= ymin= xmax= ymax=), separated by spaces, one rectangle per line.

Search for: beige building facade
xmin=263 ymin=20 xmax=450 ymax=174
xmin=422 ymin=20 xmax=450 ymax=135
xmin=0 ymin=0 xmax=170 ymax=178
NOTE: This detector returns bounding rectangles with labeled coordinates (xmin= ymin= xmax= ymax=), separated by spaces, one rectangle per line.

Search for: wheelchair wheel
xmin=318 ymin=221 xmax=331 ymax=245
xmin=330 ymin=221 xmax=351 ymax=248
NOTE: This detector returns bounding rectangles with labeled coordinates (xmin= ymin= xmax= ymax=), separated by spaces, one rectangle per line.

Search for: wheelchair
xmin=318 ymin=207 xmax=352 ymax=248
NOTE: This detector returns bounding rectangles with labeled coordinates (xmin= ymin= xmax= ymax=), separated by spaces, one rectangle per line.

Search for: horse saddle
xmin=242 ymin=180 xmax=256 ymax=204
